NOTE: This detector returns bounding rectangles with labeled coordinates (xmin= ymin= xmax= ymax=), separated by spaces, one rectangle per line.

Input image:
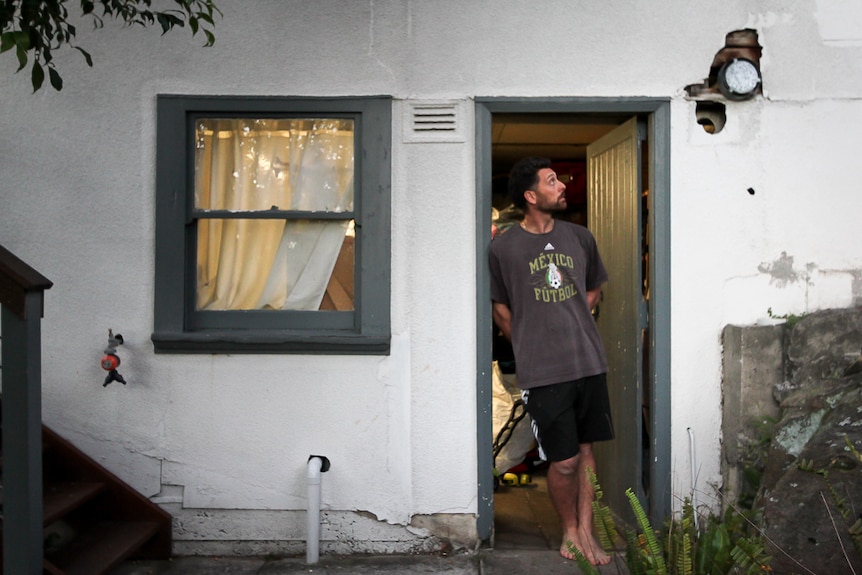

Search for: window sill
xmin=151 ymin=330 xmax=390 ymax=355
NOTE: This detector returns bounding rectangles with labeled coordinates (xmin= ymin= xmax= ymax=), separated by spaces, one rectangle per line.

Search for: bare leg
xmin=547 ymin=455 xmax=581 ymax=559
xmin=574 ymin=444 xmax=611 ymax=565
xmin=546 ymin=444 xmax=611 ymax=565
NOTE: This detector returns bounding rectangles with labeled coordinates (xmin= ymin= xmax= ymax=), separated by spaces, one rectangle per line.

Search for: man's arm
xmin=492 ymin=301 xmax=513 ymax=341
xmin=587 ymin=288 xmax=602 ymax=311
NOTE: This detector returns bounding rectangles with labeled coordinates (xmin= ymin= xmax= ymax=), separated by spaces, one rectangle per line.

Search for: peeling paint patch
xmin=406 ymin=525 xmax=431 ymax=537
xmin=758 ymin=252 xmax=798 ymax=287
xmin=746 ymin=11 xmax=795 ymax=31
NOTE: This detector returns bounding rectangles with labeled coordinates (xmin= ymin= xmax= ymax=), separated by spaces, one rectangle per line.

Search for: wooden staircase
xmin=1 ymin=422 xmax=173 ymax=575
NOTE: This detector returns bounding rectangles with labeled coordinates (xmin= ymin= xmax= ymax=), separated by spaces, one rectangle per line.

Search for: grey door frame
xmin=474 ymin=97 xmax=671 ymax=542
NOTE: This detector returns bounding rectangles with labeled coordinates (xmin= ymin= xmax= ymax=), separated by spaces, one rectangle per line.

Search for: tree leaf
xmin=74 ymin=46 xmax=94 ymax=67
xmin=0 ymin=32 xmax=14 ymax=54
xmin=48 ymin=66 xmax=63 ymax=91
xmin=156 ymin=13 xmax=171 ymax=34
xmin=6 ymin=0 xmax=220 ymax=92
xmin=13 ymin=30 xmax=32 ymax=50
xmin=31 ymin=62 xmax=45 ymax=91
xmin=16 ymin=44 xmax=28 ymax=72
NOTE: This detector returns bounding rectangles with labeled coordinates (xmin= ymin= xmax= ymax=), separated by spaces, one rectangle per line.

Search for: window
xmin=153 ymin=96 xmax=391 ymax=353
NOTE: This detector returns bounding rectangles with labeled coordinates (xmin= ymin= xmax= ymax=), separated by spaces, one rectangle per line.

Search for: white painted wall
xmin=1 ymin=0 xmax=861 ymax=552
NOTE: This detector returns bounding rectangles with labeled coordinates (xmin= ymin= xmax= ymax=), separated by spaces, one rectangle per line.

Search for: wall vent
xmin=403 ymin=100 xmax=466 ymax=143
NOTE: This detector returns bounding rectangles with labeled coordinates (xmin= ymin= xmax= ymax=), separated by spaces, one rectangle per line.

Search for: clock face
xmin=721 ymin=59 xmax=761 ymax=97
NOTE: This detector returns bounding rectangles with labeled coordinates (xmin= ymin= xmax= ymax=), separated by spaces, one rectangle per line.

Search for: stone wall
xmin=721 ymin=323 xmax=785 ymax=509
xmin=722 ymin=307 xmax=862 ymax=574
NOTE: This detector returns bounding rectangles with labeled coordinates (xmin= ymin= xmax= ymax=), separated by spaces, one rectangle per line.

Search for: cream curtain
xmin=194 ymin=118 xmax=354 ymax=311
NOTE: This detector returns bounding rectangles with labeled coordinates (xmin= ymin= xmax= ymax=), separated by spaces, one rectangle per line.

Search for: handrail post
xmin=1 ymin=244 xmax=53 ymax=575
xmin=2 ymin=296 xmax=45 ymax=574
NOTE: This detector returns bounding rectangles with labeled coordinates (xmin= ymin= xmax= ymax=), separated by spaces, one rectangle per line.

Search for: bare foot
xmin=560 ymin=530 xmax=611 ymax=565
xmin=578 ymin=527 xmax=611 ymax=566
xmin=560 ymin=533 xmax=583 ymax=560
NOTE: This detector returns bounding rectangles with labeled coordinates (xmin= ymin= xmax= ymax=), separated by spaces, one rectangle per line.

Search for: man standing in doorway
xmin=489 ymin=156 xmax=614 ymax=565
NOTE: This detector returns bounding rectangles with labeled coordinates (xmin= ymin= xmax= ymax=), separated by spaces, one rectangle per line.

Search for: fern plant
xmin=626 ymin=487 xmax=668 ymax=575
xmin=588 ymin=466 xmax=620 ymax=552
xmin=730 ymin=537 xmax=774 ymax=574
xmin=625 ymin=530 xmax=649 ymax=575
xmin=693 ymin=520 xmax=731 ymax=574
xmin=568 ymin=544 xmax=601 ymax=575
xmin=583 ymin=469 xmax=772 ymax=575
xmin=666 ymin=501 xmax=695 ymax=575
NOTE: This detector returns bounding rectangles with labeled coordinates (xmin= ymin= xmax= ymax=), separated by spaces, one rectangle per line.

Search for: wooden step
xmin=0 ymin=413 xmax=173 ymax=573
xmin=43 ymin=482 xmax=106 ymax=525
xmin=45 ymin=520 xmax=160 ymax=575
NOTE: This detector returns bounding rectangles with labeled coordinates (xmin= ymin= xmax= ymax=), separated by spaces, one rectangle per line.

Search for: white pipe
xmin=306 ymin=456 xmax=329 ymax=564
xmin=687 ymin=428 xmax=699 ymax=530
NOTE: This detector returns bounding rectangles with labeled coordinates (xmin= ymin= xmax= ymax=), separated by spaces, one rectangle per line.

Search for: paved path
xmin=110 ymin=549 xmax=627 ymax=575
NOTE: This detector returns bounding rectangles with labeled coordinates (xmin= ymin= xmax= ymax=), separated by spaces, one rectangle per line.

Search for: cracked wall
xmin=724 ymin=251 xmax=861 ymax=327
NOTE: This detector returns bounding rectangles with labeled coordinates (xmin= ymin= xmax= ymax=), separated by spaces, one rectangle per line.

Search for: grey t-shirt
xmin=489 ymin=221 xmax=608 ymax=389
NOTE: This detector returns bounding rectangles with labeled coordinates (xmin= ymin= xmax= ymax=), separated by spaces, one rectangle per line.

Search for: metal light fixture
xmin=684 ymin=29 xmax=764 ymax=133
xmin=717 ymin=58 xmax=762 ymax=101
xmin=685 ymin=29 xmax=763 ymax=102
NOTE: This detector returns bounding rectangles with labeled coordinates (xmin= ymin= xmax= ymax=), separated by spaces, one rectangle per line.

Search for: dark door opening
xmin=475 ymin=100 xmax=671 ymax=546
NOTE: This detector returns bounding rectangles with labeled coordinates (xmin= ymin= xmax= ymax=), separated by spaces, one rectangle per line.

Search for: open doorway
xmin=474 ymin=99 xmax=671 ymax=546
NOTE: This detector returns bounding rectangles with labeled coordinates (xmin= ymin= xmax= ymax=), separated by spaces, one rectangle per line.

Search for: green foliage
xmin=675 ymin=532 xmax=692 ymax=575
xmin=627 ymin=487 xmax=669 ymax=574
xmin=567 ymin=543 xmax=601 ymax=575
xmin=1 ymin=0 xmax=221 ymax=91
xmin=667 ymin=501 xmax=696 ymax=575
xmin=736 ymin=416 xmax=775 ymax=511
xmin=730 ymin=537 xmax=773 ymax=575
xmin=849 ymin=518 xmax=862 ymax=557
xmin=625 ymin=530 xmax=649 ymax=575
xmin=846 ymin=434 xmax=862 ymax=461
xmin=797 ymin=434 xmax=862 ymax=564
xmin=691 ymin=507 xmax=768 ymax=575
xmin=588 ymin=466 xmax=620 ymax=552
xmin=589 ymin=478 xmax=772 ymax=575
xmin=694 ymin=521 xmax=731 ymax=575
xmin=766 ymin=307 xmax=807 ymax=327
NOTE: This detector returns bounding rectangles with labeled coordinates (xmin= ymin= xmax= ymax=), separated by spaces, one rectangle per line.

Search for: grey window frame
xmin=152 ymin=95 xmax=391 ymax=354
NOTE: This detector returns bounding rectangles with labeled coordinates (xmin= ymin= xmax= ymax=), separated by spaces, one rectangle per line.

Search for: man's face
xmin=528 ymin=168 xmax=567 ymax=212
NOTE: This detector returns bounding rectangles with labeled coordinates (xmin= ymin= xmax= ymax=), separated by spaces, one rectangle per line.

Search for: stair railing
xmin=0 ymin=243 xmax=53 ymax=575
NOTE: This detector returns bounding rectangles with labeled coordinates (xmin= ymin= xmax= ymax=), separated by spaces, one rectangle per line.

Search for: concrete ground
xmin=108 ymin=549 xmax=626 ymax=575
xmin=110 ymin=472 xmax=627 ymax=575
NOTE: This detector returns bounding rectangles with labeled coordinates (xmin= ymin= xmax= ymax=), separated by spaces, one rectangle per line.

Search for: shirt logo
xmin=528 ymin=252 xmax=579 ymax=303
xmin=544 ymin=243 xmax=555 ymax=251
xmin=546 ymin=263 xmax=563 ymax=289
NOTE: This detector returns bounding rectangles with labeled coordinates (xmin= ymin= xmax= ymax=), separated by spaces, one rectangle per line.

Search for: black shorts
xmin=520 ymin=373 xmax=615 ymax=462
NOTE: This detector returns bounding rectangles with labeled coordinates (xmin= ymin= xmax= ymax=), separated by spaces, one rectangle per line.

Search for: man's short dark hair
xmin=508 ymin=157 xmax=551 ymax=209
